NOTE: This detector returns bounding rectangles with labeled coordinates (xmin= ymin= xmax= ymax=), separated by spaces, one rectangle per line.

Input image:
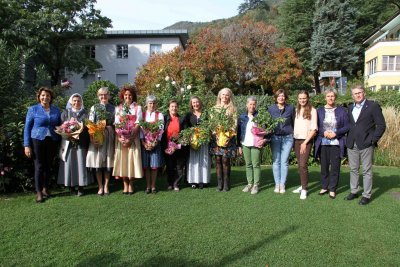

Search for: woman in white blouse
xmin=292 ymin=90 xmax=317 ymax=200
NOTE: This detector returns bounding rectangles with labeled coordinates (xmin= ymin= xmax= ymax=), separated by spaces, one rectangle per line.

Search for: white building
xmin=66 ymin=29 xmax=188 ymax=95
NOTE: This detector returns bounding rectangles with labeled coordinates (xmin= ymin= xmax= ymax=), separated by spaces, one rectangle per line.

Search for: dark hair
xmin=36 ymin=87 xmax=55 ymax=104
xmin=189 ymin=96 xmax=203 ymax=112
xmin=119 ymin=84 xmax=138 ymax=103
xmin=169 ymin=100 xmax=179 ymax=107
xmin=274 ymin=89 xmax=288 ymax=103
xmin=296 ymin=90 xmax=313 ymax=120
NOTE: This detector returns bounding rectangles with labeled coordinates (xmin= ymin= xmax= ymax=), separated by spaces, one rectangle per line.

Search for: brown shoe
xmin=36 ymin=192 xmax=44 ymax=203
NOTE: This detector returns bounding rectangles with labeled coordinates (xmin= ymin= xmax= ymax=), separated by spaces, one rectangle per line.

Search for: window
xmin=86 ymin=45 xmax=95 ymax=59
xmin=366 ymin=57 xmax=377 ymax=75
xmin=150 ymin=44 xmax=162 ymax=55
xmin=382 ymin=56 xmax=400 ymax=71
xmin=381 ymin=85 xmax=400 ymax=91
xmin=369 ymin=86 xmax=377 ymax=92
xmin=117 ymin=44 xmax=128 ymax=58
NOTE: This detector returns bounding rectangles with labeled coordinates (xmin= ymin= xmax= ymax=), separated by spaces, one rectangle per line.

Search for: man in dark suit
xmin=345 ymin=85 xmax=386 ymax=205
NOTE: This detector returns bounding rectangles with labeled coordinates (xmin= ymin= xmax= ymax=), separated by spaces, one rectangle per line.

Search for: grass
xmin=0 ymin=166 xmax=399 ymax=266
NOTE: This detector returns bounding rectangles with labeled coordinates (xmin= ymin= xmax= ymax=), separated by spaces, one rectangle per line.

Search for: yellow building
xmin=364 ymin=11 xmax=400 ymax=91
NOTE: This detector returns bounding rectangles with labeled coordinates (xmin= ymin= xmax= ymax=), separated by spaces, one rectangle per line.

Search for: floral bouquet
xmin=139 ymin=120 xmax=164 ymax=149
xmin=86 ymin=120 xmax=106 ymax=145
xmin=55 ymin=119 xmax=83 ymax=140
xmin=179 ymin=125 xmax=211 ymax=150
xmin=209 ymin=107 xmax=236 ymax=147
xmin=115 ymin=114 xmax=137 ymax=147
xmin=164 ymin=136 xmax=181 ymax=155
xmin=251 ymin=108 xmax=286 ymax=148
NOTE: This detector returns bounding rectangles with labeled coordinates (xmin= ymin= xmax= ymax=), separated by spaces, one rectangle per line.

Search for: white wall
xmin=67 ymin=36 xmax=182 ymax=95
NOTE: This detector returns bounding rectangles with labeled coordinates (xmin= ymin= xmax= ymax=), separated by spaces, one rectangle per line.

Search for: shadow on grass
xmin=75 ymin=252 xmax=129 ymax=267
xmin=137 ymin=225 xmax=300 ymax=267
xmin=215 ymin=225 xmax=299 ymax=266
xmin=306 ymin=168 xmax=400 ymax=202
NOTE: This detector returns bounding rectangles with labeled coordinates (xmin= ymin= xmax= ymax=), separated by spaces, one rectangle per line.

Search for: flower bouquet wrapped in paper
xmin=55 ymin=119 xmax=83 ymax=140
xmin=86 ymin=104 xmax=112 ymax=146
xmin=209 ymin=107 xmax=236 ymax=147
xmin=115 ymin=114 xmax=136 ymax=146
xmin=139 ymin=120 xmax=164 ymax=149
xmin=179 ymin=125 xmax=211 ymax=150
xmin=164 ymin=136 xmax=181 ymax=155
xmin=86 ymin=120 xmax=106 ymax=145
xmin=251 ymin=108 xmax=286 ymax=148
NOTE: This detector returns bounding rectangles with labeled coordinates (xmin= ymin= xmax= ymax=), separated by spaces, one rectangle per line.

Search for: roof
xmin=363 ymin=10 xmax=400 ymax=44
xmin=105 ymin=29 xmax=189 ymax=47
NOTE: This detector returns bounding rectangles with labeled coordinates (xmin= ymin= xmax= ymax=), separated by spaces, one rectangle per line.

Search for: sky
xmin=95 ymin=0 xmax=244 ymax=30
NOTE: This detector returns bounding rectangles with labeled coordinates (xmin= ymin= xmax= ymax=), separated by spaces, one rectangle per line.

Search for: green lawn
xmin=1 ymin=166 xmax=399 ymax=266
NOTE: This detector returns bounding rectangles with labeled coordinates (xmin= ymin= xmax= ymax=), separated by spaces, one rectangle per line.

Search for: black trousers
xmin=165 ymin=153 xmax=185 ymax=188
xmin=320 ymin=145 xmax=341 ymax=192
xmin=31 ymin=137 xmax=57 ymax=192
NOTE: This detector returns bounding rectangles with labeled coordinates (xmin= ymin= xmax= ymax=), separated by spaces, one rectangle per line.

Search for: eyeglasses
xmin=352 ymin=91 xmax=364 ymax=96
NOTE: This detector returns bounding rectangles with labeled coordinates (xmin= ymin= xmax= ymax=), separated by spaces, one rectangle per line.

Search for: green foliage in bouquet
xmin=178 ymin=124 xmax=211 ymax=147
xmin=89 ymin=103 xmax=113 ymax=124
xmin=138 ymin=120 xmax=163 ymax=132
xmin=208 ymin=107 xmax=236 ymax=132
xmin=252 ymin=107 xmax=286 ymax=132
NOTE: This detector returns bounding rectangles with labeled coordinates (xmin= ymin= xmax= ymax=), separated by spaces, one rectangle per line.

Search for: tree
xmin=238 ymin=0 xmax=269 ymax=14
xmin=263 ymin=47 xmax=303 ymax=92
xmin=277 ymin=0 xmax=317 ymax=91
xmin=136 ymin=21 xmax=304 ymax=95
xmin=0 ymin=0 xmax=111 ymax=86
xmin=310 ymin=0 xmax=359 ymax=78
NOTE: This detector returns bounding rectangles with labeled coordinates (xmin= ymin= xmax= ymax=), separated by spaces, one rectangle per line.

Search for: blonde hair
xmin=97 ymin=87 xmax=109 ymax=96
xmin=215 ymin=88 xmax=236 ymax=115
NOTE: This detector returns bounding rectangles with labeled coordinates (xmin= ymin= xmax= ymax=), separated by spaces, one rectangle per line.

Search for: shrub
xmin=82 ymin=80 xmax=120 ymax=109
xmin=375 ymin=106 xmax=400 ymax=166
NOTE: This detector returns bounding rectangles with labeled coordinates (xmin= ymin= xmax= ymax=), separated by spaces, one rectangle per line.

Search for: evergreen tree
xmin=310 ymin=0 xmax=359 ymax=76
xmin=238 ymin=0 xmax=269 ymax=14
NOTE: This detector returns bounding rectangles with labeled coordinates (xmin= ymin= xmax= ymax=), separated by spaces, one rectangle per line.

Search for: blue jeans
xmin=271 ymin=134 xmax=293 ymax=185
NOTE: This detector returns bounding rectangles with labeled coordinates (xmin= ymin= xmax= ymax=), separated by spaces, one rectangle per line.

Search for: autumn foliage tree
xmin=135 ymin=21 xmax=304 ymax=96
xmin=264 ymin=48 xmax=303 ymax=92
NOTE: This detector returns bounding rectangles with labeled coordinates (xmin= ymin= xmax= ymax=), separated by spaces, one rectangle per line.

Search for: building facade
xmin=364 ymin=11 xmax=400 ymax=92
xmin=66 ymin=30 xmax=188 ymax=95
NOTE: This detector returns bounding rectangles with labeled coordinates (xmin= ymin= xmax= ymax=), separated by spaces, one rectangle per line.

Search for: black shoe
xmin=345 ymin=193 xmax=358 ymax=200
xmin=216 ymin=188 xmax=222 ymax=192
xmin=122 ymin=192 xmax=128 ymax=195
xmin=128 ymin=192 xmax=134 ymax=195
xmin=198 ymin=183 xmax=204 ymax=189
xmin=359 ymin=197 xmax=370 ymax=205
xmin=145 ymin=188 xmax=151 ymax=194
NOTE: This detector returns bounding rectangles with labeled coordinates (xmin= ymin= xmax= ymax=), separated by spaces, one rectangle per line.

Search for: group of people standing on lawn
xmin=24 ymin=84 xmax=385 ymax=205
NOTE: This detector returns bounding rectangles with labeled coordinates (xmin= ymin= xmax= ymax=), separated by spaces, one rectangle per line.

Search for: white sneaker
xmin=279 ymin=184 xmax=286 ymax=194
xmin=274 ymin=185 xmax=280 ymax=193
xmin=292 ymin=186 xmax=302 ymax=193
xmin=300 ymin=189 xmax=307 ymax=200
xmin=242 ymin=184 xmax=253 ymax=193
xmin=251 ymin=185 xmax=259 ymax=195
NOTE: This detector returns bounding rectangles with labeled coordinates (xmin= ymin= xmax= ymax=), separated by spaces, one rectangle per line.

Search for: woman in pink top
xmin=292 ymin=90 xmax=317 ymax=200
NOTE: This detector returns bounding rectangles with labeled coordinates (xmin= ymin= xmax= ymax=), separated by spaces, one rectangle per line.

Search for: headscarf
xmin=66 ymin=93 xmax=84 ymax=112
